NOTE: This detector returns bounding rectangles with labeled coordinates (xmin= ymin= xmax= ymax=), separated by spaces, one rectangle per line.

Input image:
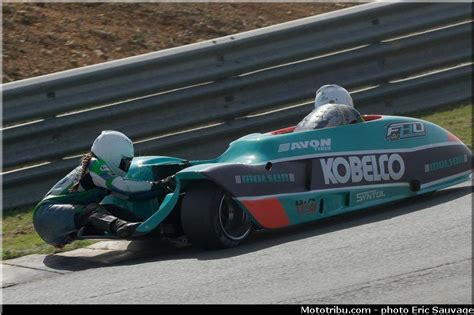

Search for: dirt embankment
xmin=3 ymin=3 xmax=357 ymax=83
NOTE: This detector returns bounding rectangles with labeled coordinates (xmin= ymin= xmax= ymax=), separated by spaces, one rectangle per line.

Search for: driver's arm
xmin=88 ymin=158 xmax=167 ymax=200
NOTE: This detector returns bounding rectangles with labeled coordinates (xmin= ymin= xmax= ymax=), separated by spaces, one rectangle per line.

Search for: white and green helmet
xmin=314 ymin=84 xmax=354 ymax=109
xmin=91 ymin=130 xmax=134 ymax=176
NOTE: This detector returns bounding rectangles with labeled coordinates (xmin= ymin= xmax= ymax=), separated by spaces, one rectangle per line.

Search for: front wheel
xmin=181 ymin=181 xmax=253 ymax=249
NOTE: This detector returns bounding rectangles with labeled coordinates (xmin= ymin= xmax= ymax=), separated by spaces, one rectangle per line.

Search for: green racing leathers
xmin=33 ymin=157 xmax=163 ymax=246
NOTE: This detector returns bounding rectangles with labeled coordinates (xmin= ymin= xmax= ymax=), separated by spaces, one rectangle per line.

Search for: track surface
xmin=3 ymin=182 xmax=472 ymax=304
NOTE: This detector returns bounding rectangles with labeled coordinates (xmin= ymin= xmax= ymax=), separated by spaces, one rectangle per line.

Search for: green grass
xmin=1 ymin=103 xmax=472 ymax=260
xmin=410 ymin=103 xmax=472 ymax=149
xmin=2 ymin=207 xmax=95 ymax=260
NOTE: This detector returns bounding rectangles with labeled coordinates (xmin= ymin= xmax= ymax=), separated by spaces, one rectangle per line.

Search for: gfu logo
xmin=355 ymin=190 xmax=386 ymax=203
xmin=278 ymin=138 xmax=331 ymax=153
xmin=386 ymin=122 xmax=425 ymax=141
xmin=320 ymin=154 xmax=405 ymax=185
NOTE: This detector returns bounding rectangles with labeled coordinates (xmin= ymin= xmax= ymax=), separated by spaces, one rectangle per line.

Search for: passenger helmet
xmin=314 ymin=84 xmax=354 ymax=109
xmin=295 ymin=104 xmax=363 ymax=132
xmin=91 ymin=130 xmax=134 ymax=176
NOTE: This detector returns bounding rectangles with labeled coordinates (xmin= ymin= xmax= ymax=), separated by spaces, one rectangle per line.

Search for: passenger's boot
xmin=86 ymin=204 xmax=142 ymax=238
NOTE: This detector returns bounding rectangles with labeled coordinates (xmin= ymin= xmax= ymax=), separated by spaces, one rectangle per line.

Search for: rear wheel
xmin=181 ymin=181 xmax=253 ymax=249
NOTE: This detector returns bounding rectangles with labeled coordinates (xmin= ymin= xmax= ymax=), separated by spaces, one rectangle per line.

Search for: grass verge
xmin=2 ymin=207 xmax=95 ymax=260
xmin=2 ymin=103 xmax=472 ymax=260
xmin=410 ymin=103 xmax=472 ymax=149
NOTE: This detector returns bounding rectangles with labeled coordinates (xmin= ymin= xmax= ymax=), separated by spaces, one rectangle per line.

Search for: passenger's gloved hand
xmin=151 ymin=175 xmax=176 ymax=195
xmin=162 ymin=175 xmax=176 ymax=191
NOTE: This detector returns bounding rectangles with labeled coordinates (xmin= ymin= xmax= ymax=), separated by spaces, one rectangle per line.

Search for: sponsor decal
xmin=320 ymin=154 xmax=405 ymax=185
xmin=278 ymin=138 xmax=331 ymax=153
xmin=235 ymin=173 xmax=295 ymax=184
xmin=99 ymin=164 xmax=117 ymax=176
xmin=355 ymin=189 xmax=386 ymax=203
xmin=100 ymin=164 xmax=110 ymax=172
xmin=295 ymin=198 xmax=317 ymax=215
xmin=386 ymin=122 xmax=425 ymax=141
xmin=424 ymin=154 xmax=468 ymax=173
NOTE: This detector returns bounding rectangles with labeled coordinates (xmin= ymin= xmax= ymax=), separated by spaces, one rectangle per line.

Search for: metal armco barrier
xmin=2 ymin=2 xmax=472 ymax=209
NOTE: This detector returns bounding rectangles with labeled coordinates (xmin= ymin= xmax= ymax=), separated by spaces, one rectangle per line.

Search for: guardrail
xmin=2 ymin=2 xmax=472 ymax=209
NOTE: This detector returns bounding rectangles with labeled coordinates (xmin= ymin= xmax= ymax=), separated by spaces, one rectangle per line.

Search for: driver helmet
xmin=314 ymin=84 xmax=354 ymax=109
xmin=91 ymin=130 xmax=134 ymax=176
xmin=294 ymin=104 xmax=363 ymax=132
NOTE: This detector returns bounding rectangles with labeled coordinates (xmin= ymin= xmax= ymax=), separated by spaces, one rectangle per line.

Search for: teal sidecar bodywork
xmin=97 ymin=115 xmax=471 ymax=245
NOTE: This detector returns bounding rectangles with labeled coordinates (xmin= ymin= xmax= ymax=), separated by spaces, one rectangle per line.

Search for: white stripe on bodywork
xmin=237 ymin=170 xmax=472 ymax=202
xmin=197 ymin=142 xmax=465 ymax=171
xmin=267 ymin=142 xmax=464 ymax=164
xmin=420 ymin=170 xmax=472 ymax=189
xmin=237 ymin=183 xmax=410 ymax=201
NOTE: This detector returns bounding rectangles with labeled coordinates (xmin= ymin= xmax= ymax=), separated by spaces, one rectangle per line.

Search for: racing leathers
xmin=33 ymin=157 xmax=175 ymax=246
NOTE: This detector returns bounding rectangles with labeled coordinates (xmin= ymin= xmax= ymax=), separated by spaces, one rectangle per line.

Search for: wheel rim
xmin=218 ymin=195 xmax=252 ymax=241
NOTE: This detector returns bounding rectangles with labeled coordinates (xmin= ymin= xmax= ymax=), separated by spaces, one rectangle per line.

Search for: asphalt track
xmin=3 ymin=182 xmax=472 ymax=304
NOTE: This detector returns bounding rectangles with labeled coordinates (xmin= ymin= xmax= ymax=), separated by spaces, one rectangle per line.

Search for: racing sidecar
xmin=81 ymin=114 xmax=472 ymax=249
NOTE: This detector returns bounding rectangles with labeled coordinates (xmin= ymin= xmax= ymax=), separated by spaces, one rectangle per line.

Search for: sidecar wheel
xmin=181 ymin=181 xmax=253 ymax=249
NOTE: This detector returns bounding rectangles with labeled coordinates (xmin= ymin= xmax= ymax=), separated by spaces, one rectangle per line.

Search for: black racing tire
xmin=181 ymin=181 xmax=253 ymax=249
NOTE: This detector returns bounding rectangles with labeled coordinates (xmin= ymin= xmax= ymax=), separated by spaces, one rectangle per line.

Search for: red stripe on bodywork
xmin=269 ymin=126 xmax=296 ymax=135
xmin=361 ymin=114 xmax=382 ymax=122
xmin=241 ymin=198 xmax=289 ymax=229
xmin=446 ymin=131 xmax=461 ymax=142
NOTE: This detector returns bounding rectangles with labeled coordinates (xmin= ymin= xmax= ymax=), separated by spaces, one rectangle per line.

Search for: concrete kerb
xmin=1 ymin=239 xmax=179 ymax=288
